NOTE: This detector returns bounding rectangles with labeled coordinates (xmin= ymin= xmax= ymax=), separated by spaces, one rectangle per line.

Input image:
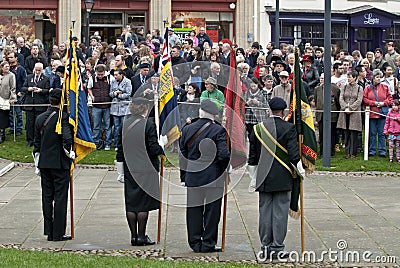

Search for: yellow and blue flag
xmin=56 ymin=28 xmax=95 ymax=166
xmin=158 ymin=27 xmax=181 ymax=146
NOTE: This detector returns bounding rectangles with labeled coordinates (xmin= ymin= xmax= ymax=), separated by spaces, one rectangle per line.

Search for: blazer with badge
xmin=179 ymin=118 xmax=230 ymax=187
xmin=248 ymin=116 xmax=300 ymax=192
xmin=131 ymin=74 xmax=151 ymax=97
xmin=21 ymin=73 xmax=50 ymax=112
xmin=33 ymin=106 xmax=73 ymax=170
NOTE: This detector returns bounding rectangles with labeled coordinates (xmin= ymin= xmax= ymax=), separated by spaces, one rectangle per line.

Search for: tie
xmin=141 ymin=76 xmax=145 ymax=85
xmin=34 ymin=75 xmax=38 ymax=84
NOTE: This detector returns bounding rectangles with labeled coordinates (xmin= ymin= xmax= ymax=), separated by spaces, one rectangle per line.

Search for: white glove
xmin=64 ymin=146 xmax=76 ymax=160
xmin=114 ymin=160 xmax=125 ymax=183
xmin=228 ymin=164 xmax=233 ymax=174
xmin=32 ymin=152 xmax=41 ymax=176
xmin=246 ymin=165 xmax=257 ymax=193
xmin=158 ymin=135 xmax=168 ymax=149
xmin=297 ymin=160 xmax=306 ymax=179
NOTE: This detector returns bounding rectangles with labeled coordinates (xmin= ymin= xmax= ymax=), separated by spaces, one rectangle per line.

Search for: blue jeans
xmin=91 ymin=107 xmax=112 ymax=147
xmin=369 ymin=118 xmax=386 ymax=156
xmin=112 ymin=115 xmax=125 ymax=149
xmin=8 ymin=97 xmax=23 ymax=133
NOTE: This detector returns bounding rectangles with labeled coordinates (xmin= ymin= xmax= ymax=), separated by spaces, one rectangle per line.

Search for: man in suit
xmin=25 ymin=44 xmax=47 ymax=75
xmin=33 ymin=88 xmax=73 ymax=242
xmin=248 ymin=97 xmax=303 ymax=260
xmin=131 ymin=63 xmax=151 ymax=97
xmin=180 ymin=99 xmax=230 ymax=253
xmin=21 ymin=62 xmax=50 ymax=147
xmin=16 ymin=37 xmax=31 ymax=61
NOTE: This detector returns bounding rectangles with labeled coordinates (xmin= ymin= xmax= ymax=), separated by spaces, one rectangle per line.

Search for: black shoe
xmin=131 ymin=236 xmax=137 ymax=246
xmin=136 ymin=235 xmax=155 ymax=246
xmin=201 ymin=246 xmax=222 ymax=253
xmin=271 ymin=251 xmax=290 ymax=260
xmin=49 ymin=234 xmax=72 ymax=241
xmin=378 ymin=154 xmax=386 ymax=158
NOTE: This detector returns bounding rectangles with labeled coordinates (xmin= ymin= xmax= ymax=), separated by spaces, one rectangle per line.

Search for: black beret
xmin=200 ymin=99 xmax=219 ymax=115
xmin=139 ymin=62 xmax=151 ymax=69
xmin=55 ymin=66 xmax=65 ymax=74
xmin=269 ymin=97 xmax=287 ymax=111
xmin=49 ymin=88 xmax=62 ymax=101
xmin=251 ymin=42 xmax=260 ymax=49
xmin=131 ymin=97 xmax=149 ymax=105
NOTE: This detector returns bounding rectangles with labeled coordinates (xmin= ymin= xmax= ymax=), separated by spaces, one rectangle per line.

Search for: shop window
xmin=332 ymin=25 xmax=348 ymax=40
xmin=386 ymin=26 xmax=400 ymax=41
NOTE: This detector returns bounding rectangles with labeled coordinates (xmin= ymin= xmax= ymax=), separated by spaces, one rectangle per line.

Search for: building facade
xmin=0 ymin=0 xmax=265 ymax=49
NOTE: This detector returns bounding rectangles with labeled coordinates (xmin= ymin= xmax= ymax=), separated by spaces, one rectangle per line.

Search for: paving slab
xmin=0 ymin=163 xmax=399 ymax=265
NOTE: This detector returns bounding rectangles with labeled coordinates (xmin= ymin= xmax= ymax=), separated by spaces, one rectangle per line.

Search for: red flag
xmin=223 ymin=50 xmax=247 ymax=168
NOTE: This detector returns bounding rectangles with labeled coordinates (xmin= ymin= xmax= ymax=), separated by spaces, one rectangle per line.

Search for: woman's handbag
xmin=380 ymin=105 xmax=389 ymax=115
xmin=0 ymin=96 xmax=10 ymax=110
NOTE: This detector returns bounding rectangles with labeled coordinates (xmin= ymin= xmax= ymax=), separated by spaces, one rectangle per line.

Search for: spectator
xmin=363 ymin=69 xmax=393 ymax=157
xmin=87 ymin=64 xmax=113 ymax=150
xmin=110 ymin=68 xmax=132 ymax=150
xmin=196 ymin=27 xmax=213 ymax=51
xmin=336 ymin=71 xmax=364 ymax=158
xmin=384 ymin=41 xmax=399 ymax=70
xmin=371 ymin=48 xmax=387 ymax=71
xmin=383 ymin=99 xmax=400 ymax=163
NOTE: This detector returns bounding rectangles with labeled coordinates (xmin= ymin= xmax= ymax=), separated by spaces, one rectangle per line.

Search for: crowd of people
xmin=3 ymin=25 xmax=400 ymax=259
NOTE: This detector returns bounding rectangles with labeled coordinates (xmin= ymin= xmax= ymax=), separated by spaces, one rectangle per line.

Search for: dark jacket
xmin=9 ymin=64 xmax=27 ymax=94
xmin=131 ymin=73 xmax=151 ymax=97
xmin=171 ymin=56 xmax=191 ymax=85
xmin=302 ymin=66 xmax=320 ymax=95
xmin=116 ymin=115 xmax=164 ymax=172
xmin=196 ymin=33 xmax=213 ymax=51
xmin=180 ymin=118 xmax=231 ymax=187
xmin=248 ymin=117 xmax=300 ymax=192
xmin=33 ymin=106 xmax=73 ymax=170
xmin=17 ymin=46 xmax=31 ymax=60
xmin=21 ymin=74 xmax=50 ymax=112
xmin=25 ymin=55 xmax=47 ymax=75
xmin=314 ymin=83 xmax=341 ymax=123
xmin=90 ymin=76 xmax=112 ymax=109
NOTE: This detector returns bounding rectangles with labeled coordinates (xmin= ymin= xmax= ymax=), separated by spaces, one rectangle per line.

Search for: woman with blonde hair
xmin=0 ymin=61 xmax=16 ymax=143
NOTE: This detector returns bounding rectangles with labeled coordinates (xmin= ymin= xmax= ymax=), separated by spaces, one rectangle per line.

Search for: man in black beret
xmin=33 ymin=87 xmax=74 ymax=242
xmin=179 ymin=99 xmax=231 ymax=253
xmin=248 ymin=97 xmax=304 ymax=260
xmin=131 ymin=62 xmax=151 ymax=97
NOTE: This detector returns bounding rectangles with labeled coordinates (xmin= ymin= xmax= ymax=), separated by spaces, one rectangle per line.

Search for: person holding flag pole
xmin=286 ymin=48 xmax=318 ymax=253
xmin=155 ymin=24 xmax=181 ymax=243
xmin=53 ymin=27 xmax=96 ymax=239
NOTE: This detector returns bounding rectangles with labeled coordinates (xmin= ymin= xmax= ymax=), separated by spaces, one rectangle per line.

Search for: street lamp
xmin=84 ymin=0 xmax=95 ymax=47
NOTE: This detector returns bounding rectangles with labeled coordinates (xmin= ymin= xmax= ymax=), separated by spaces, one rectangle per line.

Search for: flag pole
xmin=70 ymin=168 xmax=75 ymax=238
xmin=154 ymin=93 xmax=163 ymax=244
xmin=221 ymin=136 xmax=230 ymax=252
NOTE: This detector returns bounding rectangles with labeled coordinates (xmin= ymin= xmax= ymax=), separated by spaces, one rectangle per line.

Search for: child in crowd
xmin=384 ymin=100 xmax=400 ymax=163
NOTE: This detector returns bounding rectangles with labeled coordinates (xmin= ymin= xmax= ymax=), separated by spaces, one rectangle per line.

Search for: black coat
xmin=179 ymin=118 xmax=230 ymax=187
xmin=131 ymin=73 xmax=151 ymax=97
xmin=24 ymin=55 xmax=47 ymax=75
xmin=248 ymin=117 xmax=300 ymax=192
xmin=21 ymin=74 xmax=50 ymax=112
xmin=17 ymin=46 xmax=31 ymax=60
xmin=171 ymin=56 xmax=191 ymax=85
xmin=116 ymin=115 xmax=164 ymax=212
xmin=33 ymin=106 xmax=73 ymax=170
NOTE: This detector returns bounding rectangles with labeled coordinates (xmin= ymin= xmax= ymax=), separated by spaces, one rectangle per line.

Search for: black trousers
xmin=318 ymin=120 xmax=337 ymax=156
xmin=186 ymin=187 xmax=223 ymax=252
xmin=26 ymin=109 xmax=44 ymax=143
xmin=344 ymin=129 xmax=359 ymax=156
xmin=41 ymin=168 xmax=70 ymax=240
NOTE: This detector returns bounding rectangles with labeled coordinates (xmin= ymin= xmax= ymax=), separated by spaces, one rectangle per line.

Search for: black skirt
xmin=124 ymin=166 xmax=160 ymax=212
xmin=0 ymin=109 xmax=10 ymax=129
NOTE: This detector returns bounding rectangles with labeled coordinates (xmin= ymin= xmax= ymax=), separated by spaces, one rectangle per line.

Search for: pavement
xmin=0 ymin=162 xmax=399 ymax=266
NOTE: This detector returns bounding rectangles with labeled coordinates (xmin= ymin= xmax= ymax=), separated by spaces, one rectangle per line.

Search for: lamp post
xmin=84 ymin=0 xmax=95 ymax=47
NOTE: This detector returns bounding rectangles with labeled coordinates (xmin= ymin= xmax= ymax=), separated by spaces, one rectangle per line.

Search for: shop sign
xmin=173 ymin=28 xmax=192 ymax=43
xmin=364 ymin=13 xmax=380 ymax=25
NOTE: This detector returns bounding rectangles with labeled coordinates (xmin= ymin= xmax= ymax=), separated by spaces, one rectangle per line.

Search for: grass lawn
xmin=0 ymin=248 xmax=258 ymax=268
xmin=0 ymin=130 xmax=399 ymax=172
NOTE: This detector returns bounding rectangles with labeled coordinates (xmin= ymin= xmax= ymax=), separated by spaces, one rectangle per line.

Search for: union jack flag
xmin=159 ymin=27 xmax=171 ymax=73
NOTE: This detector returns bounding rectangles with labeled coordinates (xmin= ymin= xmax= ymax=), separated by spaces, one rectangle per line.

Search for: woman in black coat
xmin=116 ymin=97 xmax=164 ymax=246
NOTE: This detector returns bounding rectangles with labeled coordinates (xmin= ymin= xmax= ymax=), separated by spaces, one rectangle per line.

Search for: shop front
xmin=267 ymin=6 xmax=400 ymax=55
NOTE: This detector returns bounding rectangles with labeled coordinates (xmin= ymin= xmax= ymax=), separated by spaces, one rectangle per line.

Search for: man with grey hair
xmin=179 ymin=99 xmax=230 ymax=253
xmin=21 ymin=62 xmax=50 ymax=147
xmin=16 ymin=36 xmax=31 ymax=60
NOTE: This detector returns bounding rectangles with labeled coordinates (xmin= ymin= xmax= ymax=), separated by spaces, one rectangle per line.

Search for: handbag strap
xmin=370 ymin=85 xmax=379 ymax=102
xmin=186 ymin=121 xmax=212 ymax=149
